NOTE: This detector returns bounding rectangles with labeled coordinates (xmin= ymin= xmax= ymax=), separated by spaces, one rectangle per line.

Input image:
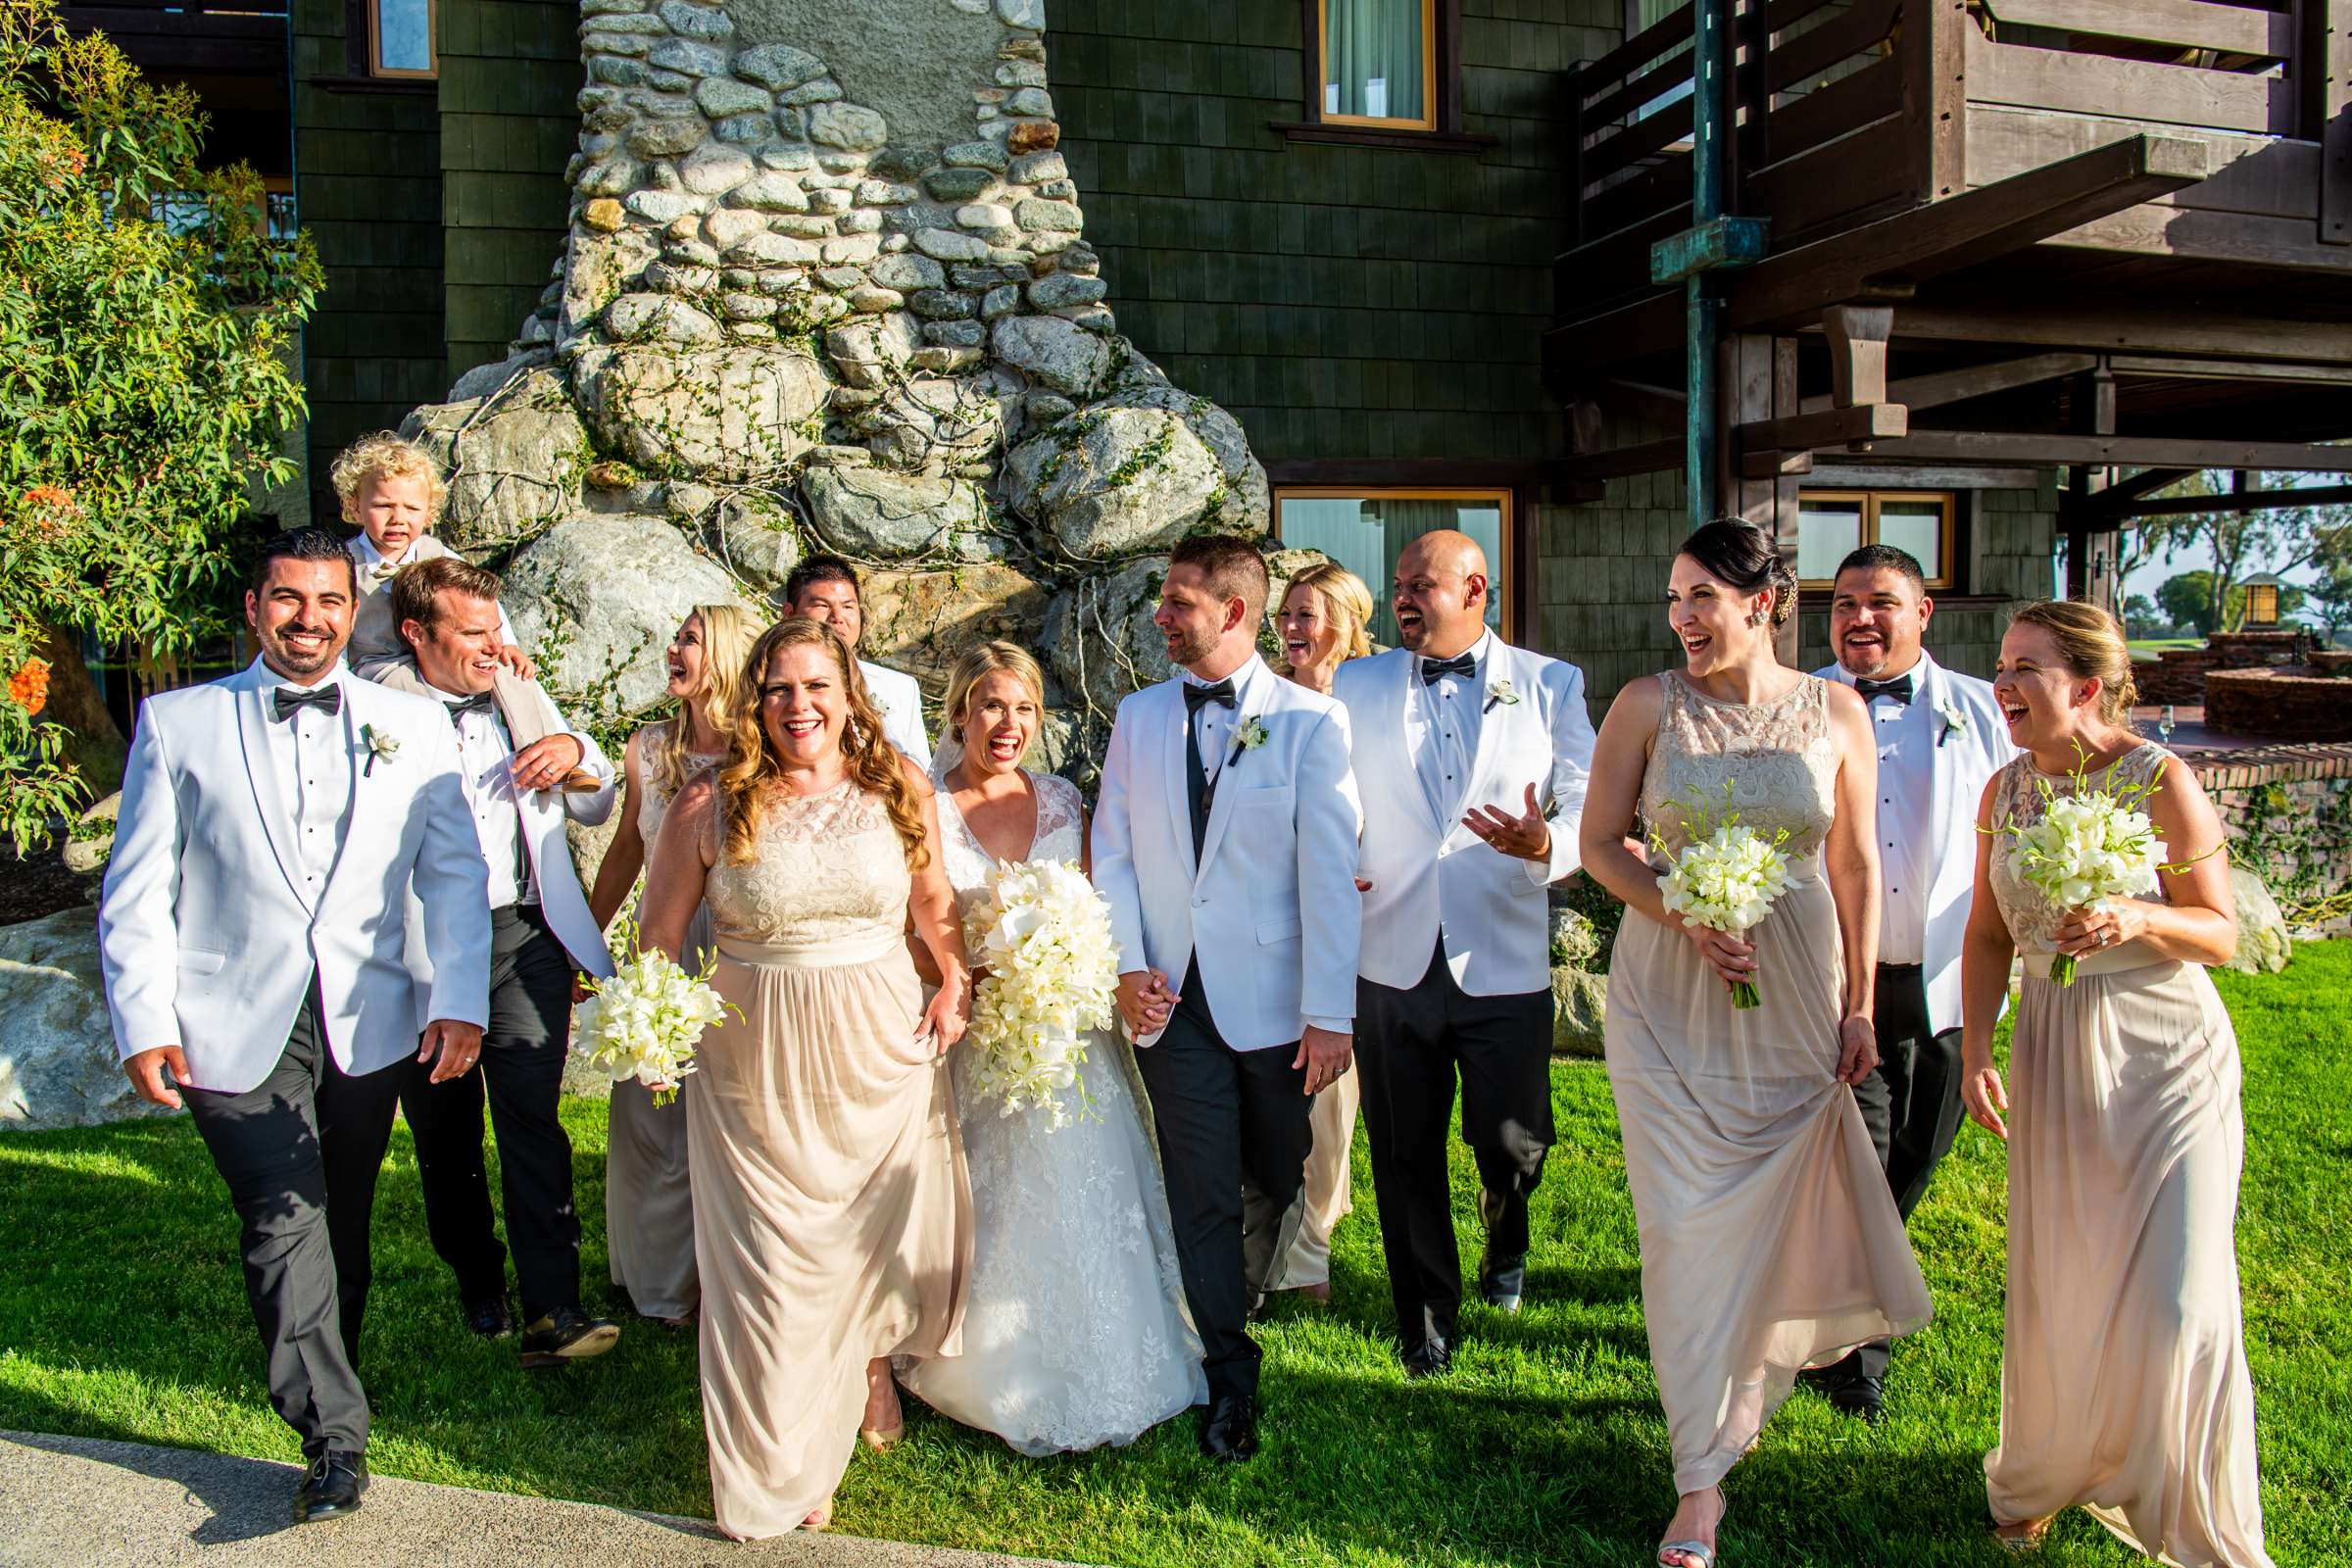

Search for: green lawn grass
xmin=3 ymin=947 xmax=2347 ymax=1566
xmin=2126 ymin=638 xmax=2205 ymax=655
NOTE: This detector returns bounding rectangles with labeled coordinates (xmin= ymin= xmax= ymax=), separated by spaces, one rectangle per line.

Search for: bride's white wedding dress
xmin=896 ymin=768 xmax=1206 ymax=1454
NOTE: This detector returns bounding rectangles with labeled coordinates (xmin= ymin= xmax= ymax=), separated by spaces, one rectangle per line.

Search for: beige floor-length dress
xmin=1982 ymin=745 xmax=2274 ymax=1567
xmin=1272 ymin=1075 xmax=1360 ymax=1290
xmin=1605 ymin=672 xmax=1933 ymax=1495
xmin=691 ymin=780 xmax=973 ymax=1540
xmin=604 ymin=725 xmax=719 ymax=1321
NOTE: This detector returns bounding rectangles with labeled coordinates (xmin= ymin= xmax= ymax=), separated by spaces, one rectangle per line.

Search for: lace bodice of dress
xmin=1987 ymin=743 xmax=2173 ymax=953
xmin=636 ymin=720 xmax=723 ymax=846
xmin=706 ymin=780 xmax=911 ymax=950
xmin=937 ymin=770 xmax=1086 ymax=912
xmin=1641 ymin=672 xmax=1839 ymax=860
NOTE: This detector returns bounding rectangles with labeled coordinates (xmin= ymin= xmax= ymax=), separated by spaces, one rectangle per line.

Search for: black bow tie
xmin=445 ymin=690 xmax=496 ymax=721
xmin=1183 ymin=679 xmax=1236 ymax=713
xmin=271 ymin=684 xmax=342 ymax=721
xmin=1855 ymin=673 xmax=1914 ymax=706
xmin=1420 ymin=652 xmax=1477 ymax=686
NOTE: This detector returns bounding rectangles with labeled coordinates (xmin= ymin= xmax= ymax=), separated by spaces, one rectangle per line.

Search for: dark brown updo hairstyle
xmin=1678 ymin=517 xmax=1799 ymax=628
xmin=2009 ymin=600 xmax=2139 ymax=725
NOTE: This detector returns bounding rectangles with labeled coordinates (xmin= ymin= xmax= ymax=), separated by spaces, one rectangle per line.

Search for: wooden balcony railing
xmin=1563 ymin=0 xmax=2345 ymax=318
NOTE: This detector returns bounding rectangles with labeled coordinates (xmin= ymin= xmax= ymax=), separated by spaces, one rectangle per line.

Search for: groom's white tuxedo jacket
xmin=1815 ymin=650 xmax=2016 ymax=1035
xmin=1336 ymin=635 xmax=1597 ymax=996
xmin=1092 ymin=655 xmax=1363 ymax=1052
xmin=99 ymin=659 xmax=493 ymax=1095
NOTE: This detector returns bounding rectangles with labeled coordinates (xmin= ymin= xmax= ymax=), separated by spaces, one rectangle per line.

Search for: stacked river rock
xmin=398 ymin=0 xmax=1291 ymax=768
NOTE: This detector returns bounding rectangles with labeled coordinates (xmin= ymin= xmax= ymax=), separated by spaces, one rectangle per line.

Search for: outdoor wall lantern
xmin=2242 ymin=573 xmax=2283 ymax=629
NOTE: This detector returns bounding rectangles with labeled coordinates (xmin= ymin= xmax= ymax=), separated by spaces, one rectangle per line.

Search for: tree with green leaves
xmin=0 ymin=0 xmax=320 ymax=852
xmin=2124 ymin=470 xmax=2352 ymax=634
xmin=2156 ymin=571 xmax=2222 ymax=637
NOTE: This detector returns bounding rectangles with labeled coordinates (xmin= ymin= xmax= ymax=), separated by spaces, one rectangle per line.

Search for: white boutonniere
xmin=1936 ymin=697 xmax=1968 ymax=749
xmin=1484 ymin=678 xmax=1520 ymax=714
xmin=362 ymin=723 xmax=402 ymax=776
xmin=1226 ymin=715 xmax=1269 ymax=768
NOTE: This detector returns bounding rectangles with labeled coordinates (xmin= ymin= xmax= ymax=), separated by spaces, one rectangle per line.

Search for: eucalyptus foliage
xmin=0 ymin=0 xmax=320 ymax=851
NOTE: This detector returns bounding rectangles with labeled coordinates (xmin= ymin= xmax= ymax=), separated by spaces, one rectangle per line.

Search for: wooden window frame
xmin=1274 ymin=0 xmax=1494 ymax=154
xmin=1796 ymin=489 xmax=1958 ymax=591
xmin=1315 ymin=0 xmax=1439 ymax=132
xmin=366 ymin=0 xmax=437 ymax=80
xmin=1271 ymin=484 xmax=1520 ymax=644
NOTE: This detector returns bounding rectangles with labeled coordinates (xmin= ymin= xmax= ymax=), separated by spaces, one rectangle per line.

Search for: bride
xmin=894 ymin=641 xmax=1206 ymax=1453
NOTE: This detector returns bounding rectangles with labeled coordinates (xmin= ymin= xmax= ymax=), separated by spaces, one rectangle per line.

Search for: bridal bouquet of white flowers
xmin=573 ymin=917 xmax=731 ymax=1104
xmin=962 ymin=858 xmax=1119 ymax=1129
xmin=1654 ymin=790 xmax=1795 ymax=1010
xmin=1997 ymin=756 xmax=2170 ymax=987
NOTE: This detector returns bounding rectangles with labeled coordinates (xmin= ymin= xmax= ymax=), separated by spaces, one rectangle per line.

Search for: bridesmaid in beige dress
xmin=1960 ymin=601 xmax=2271 ymax=1566
xmin=1579 ymin=520 xmax=1933 ymax=1568
xmin=587 ymin=605 xmax=761 ymax=1327
xmin=1268 ymin=563 xmax=1376 ymax=1300
xmin=640 ymin=617 xmax=975 ymax=1539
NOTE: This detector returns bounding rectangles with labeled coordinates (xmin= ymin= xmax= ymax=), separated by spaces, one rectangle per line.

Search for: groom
xmin=1092 ymin=534 xmax=1362 ymax=1461
xmin=99 ymin=526 xmax=490 ymax=1523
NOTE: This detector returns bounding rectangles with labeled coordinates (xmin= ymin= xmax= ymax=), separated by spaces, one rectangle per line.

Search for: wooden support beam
xmin=1882 ymin=301 xmax=2352 ymax=363
xmin=1799 ymin=352 xmax=2096 ymax=416
xmin=2106 ymin=354 xmax=2352 ymax=385
xmin=1737 ymin=402 xmax=1911 ymax=454
xmin=1865 ymin=431 xmax=2352 ymax=469
xmin=1590 ymin=377 xmax=1689 ymax=432
xmin=2102 ymin=481 xmax=2352 ymax=517
xmin=1728 ymin=133 xmax=2211 ymax=331
xmin=1823 ymin=304 xmax=1895 ymax=409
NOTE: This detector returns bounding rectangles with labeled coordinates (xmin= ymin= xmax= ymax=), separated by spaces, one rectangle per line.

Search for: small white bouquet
xmin=1653 ymin=785 xmax=1795 ymax=1010
xmin=1996 ymin=752 xmax=2172 ymax=987
xmin=962 ymin=858 xmax=1120 ymax=1129
xmin=573 ymin=915 xmax=732 ymax=1104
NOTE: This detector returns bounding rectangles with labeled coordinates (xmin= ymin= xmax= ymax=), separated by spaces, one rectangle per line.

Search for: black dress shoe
xmin=1476 ymin=1191 xmax=1526 ymax=1313
xmin=1198 ymin=1394 xmax=1258 ymax=1461
xmin=1828 ymin=1373 xmax=1886 ymax=1426
xmin=463 ymin=1295 xmax=515 ymax=1339
xmin=1401 ymin=1338 xmax=1452 ymax=1380
xmin=294 ymin=1451 xmax=367 ymax=1522
xmin=518 ymin=1304 xmax=620 ymax=1369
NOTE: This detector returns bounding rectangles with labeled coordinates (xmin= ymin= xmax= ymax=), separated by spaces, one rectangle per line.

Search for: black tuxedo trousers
xmin=398 ymin=904 xmax=582 ymax=1322
xmin=183 ymin=972 xmax=404 ymax=1458
xmin=1355 ymin=938 xmax=1554 ymax=1354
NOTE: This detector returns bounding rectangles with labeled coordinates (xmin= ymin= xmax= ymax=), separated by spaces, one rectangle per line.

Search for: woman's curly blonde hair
xmin=717 ymin=618 xmax=928 ymax=871
xmin=329 ymin=431 xmax=446 ymax=524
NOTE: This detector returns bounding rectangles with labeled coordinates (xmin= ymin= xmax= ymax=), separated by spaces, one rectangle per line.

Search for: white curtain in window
xmin=1278 ymin=495 xmax=1505 ymax=647
xmin=1325 ymin=0 xmax=1425 ymax=122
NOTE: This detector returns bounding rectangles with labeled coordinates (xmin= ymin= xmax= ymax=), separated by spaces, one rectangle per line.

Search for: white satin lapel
xmin=1915 ymin=656 xmax=1957 ymax=874
xmin=316 ymin=680 xmax=367 ymax=903
xmin=237 ymin=682 xmax=314 ymax=910
xmin=1159 ymin=684 xmax=1195 ymax=875
xmin=1460 ymin=639 xmax=1512 ymax=825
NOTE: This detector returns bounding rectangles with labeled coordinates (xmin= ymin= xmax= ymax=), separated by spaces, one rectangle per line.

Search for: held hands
xmin=418 ymin=1019 xmax=485 ymax=1084
xmin=1835 ymin=1014 xmax=1878 ymax=1085
xmin=1295 ymin=1024 xmax=1353 ymax=1095
xmin=2054 ymin=899 xmax=2147 ymax=957
xmin=496 ymin=642 xmax=537 ymax=680
xmin=916 ymin=970 xmax=972 ymax=1056
xmin=1115 ymin=968 xmax=1176 ymax=1042
xmin=123 ymin=1046 xmax=191 ymax=1109
xmin=1961 ymin=1046 xmax=2010 ymax=1141
xmin=1461 ymin=783 xmax=1551 ymax=863
xmin=510 ymin=733 xmax=586 ymax=794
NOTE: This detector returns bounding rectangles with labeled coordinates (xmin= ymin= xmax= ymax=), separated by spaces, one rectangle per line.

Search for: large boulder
xmin=858 ymin=560 xmax=1054 ymax=692
xmin=0 ymin=909 xmax=171 ymax=1130
xmin=2226 ymin=865 xmax=2292 ymax=974
xmin=989 ymin=315 xmax=1110 ymax=398
xmin=670 ymin=483 xmax=805 ymax=589
xmin=1004 ymin=401 xmax=1234 ymax=561
xmin=402 ymin=368 xmax=592 ymax=555
xmin=801 ymin=466 xmax=988 ymax=560
xmin=1092 ymin=383 xmax=1271 ymax=538
xmin=1547 ymin=903 xmax=1607 ymax=1057
xmin=576 ymin=345 xmax=831 ymax=481
xmin=1041 ymin=554 xmax=1170 ymax=712
xmin=503 ymin=514 xmax=756 ymax=713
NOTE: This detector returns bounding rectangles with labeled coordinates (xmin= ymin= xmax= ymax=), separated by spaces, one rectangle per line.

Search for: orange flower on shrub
xmin=10 ymin=487 xmax=78 ymax=541
xmin=8 ymin=660 xmax=51 ymax=717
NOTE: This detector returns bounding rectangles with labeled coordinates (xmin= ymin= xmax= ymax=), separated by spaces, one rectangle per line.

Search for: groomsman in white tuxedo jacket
xmin=783 ymin=552 xmax=933 ymax=768
xmin=1093 ymin=535 xmax=1362 ymax=1463
xmin=384 ymin=556 xmax=624 ymax=1369
xmin=1808 ymin=542 xmax=2015 ymax=1422
xmin=98 ymin=527 xmax=490 ymax=1524
xmin=1333 ymin=529 xmax=1594 ymax=1377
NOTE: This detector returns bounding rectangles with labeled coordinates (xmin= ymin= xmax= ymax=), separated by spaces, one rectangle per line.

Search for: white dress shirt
xmin=422 ymin=677 xmax=532 ymax=910
xmin=1858 ymin=661 xmax=1937 ymax=965
xmin=257 ymin=666 xmax=357 ymax=893
xmin=1412 ymin=629 xmax=1496 ymax=824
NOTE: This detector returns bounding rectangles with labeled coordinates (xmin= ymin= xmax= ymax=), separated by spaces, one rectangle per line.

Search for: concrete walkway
xmin=0 ymin=1432 xmax=1072 ymax=1568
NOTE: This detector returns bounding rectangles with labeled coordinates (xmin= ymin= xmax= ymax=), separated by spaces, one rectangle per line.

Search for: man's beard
xmin=1165 ymin=623 xmax=1218 ymax=668
xmin=266 ymin=627 xmax=339 ymax=677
